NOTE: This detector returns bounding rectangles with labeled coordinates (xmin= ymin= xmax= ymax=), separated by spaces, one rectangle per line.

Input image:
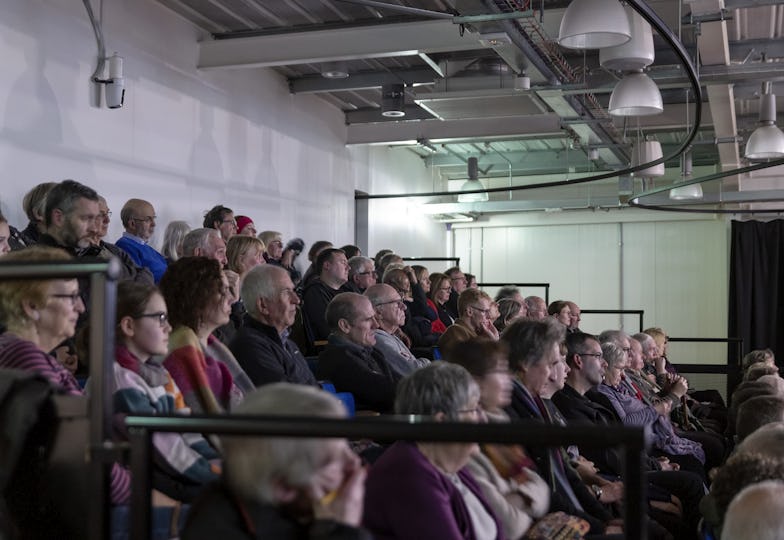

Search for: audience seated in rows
xmin=113 ymin=281 xmax=220 ymax=500
xmin=342 ymin=255 xmax=376 ymax=294
xmin=316 ymin=292 xmax=399 ymax=412
xmin=302 ymin=247 xmax=349 ymax=345
xmin=230 ymin=265 xmax=317 ymax=387
xmin=524 ymin=295 xmax=547 ymax=320
xmin=365 ymin=283 xmax=429 ymax=378
xmin=203 ymin=205 xmax=236 ymax=242
xmin=438 ymin=288 xmax=499 ymax=357
xmin=159 ymin=257 xmax=252 ymax=413
xmin=161 ymin=220 xmax=190 ymax=263
xmin=116 ymin=198 xmax=169 ymax=283
xmin=182 ymin=384 xmax=370 ymax=540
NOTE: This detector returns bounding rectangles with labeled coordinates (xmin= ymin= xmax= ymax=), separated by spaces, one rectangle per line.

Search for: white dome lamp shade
xmin=631 ymin=139 xmax=665 ymax=178
xmin=609 ymin=71 xmax=663 ymax=116
xmin=600 ymin=6 xmax=655 ymax=71
xmin=458 ymin=157 xmax=489 ymax=203
xmin=558 ymin=0 xmax=631 ymax=50
xmin=745 ymin=82 xmax=784 ymax=160
xmin=669 ymin=151 xmax=703 ymax=200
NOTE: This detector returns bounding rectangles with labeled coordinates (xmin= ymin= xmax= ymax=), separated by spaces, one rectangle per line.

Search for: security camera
xmin=94 ymin=53 xmax=125 ymax=109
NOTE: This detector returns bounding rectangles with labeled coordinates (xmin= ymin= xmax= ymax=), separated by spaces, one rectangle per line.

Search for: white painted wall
xmin=0 ymin=0 xmax=438 ymax=258
xmin=453 ymin=211 xmax=730 ymax=365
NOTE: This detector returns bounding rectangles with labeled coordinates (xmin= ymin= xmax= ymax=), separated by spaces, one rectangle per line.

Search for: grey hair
xmin=241 ymin=265 xmax=288 ymax=318
xmin=161 ymin=220 xmax=190 ymax=262
xmin=501 ymin=318 xmax=565 ymax=372
xmin=394 ymin=363 xmax=479 ymax=421
xmin=222 ymin=383 xmax=346 ymax=504
xmin=721 ymin=480 xmax=784 ymax=540
xmin=737 ymin=422 xmax=784 ymax=459
xmin=495 ymin=286 xmax=521 ymax=302
xmin=598 ymin=329 xmax=629 ymax=348
xmin=182 ymin=227 xmax=220 ymax=256
xmin=364 ymin=283 xmax=395 ymax=307
xmin=347 ymin=255 xmax=373 ymax=278
xmin=601 ymin=341 xmax=626 ymax=368
xmin=44 ymin=179 xmax=99 ymax=227
xmin=632 ymin=332 xmax=656 ymax=355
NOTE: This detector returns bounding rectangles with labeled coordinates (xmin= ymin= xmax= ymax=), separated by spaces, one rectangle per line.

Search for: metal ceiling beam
xmin=424 ymin=149 xmax=595 ymax=169
xmin=346 ymin=114 xmax=564 ymax=145
xmin=198 ymin=19 xmax=483 ymax=69
xmin=289 ymin=67 xmax=436 ymax=93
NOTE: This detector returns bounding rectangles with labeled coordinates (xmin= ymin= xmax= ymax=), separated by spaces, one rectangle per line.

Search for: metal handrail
xmin=125 ymin=415 xmax=649 ymax=540
xmin=580 ymin=309 xmax=645 ymax=333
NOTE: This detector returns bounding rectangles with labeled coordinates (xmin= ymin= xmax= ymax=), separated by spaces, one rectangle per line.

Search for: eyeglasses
xmin=131 ymin=215 xmax=156 ymax=223
xmin=438 ymin=286 xmax=452 ymax=292
xmin=50 ymin=292 xmax=82 ymax=306
xmin=134 ymin=312 xmax=169 ymax=328
xmin=470 ymin=305 xmax=491 ymax=315
xmin=376 ymin=299 xmax=406 ymax=309
xmin=97 ymin=211 xmax=112 ymax=220
xmin=357 ymin=270 xmax=376 ymax=276
xmin=623 ymin=347 xmax=632 ymax=354
xmin=578 ymin=352 xmax=604 ymax=359
xmin=222 ymin=220 xmax=238 ymax=228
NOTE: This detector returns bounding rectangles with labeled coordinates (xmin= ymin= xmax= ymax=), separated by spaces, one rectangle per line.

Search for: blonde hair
xmin=226 ymin=235 xmax=265 ymax=275
xmin=0 ymin=246 xmax=73 ymax=328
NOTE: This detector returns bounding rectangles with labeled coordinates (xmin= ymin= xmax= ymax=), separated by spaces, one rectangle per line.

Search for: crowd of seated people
xmin=4 ymin=178 xmax=784 ymax=540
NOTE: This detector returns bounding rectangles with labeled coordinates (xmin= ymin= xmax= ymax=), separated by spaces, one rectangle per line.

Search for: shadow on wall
xmin=188 ymin=105 xmax=225 ymax=185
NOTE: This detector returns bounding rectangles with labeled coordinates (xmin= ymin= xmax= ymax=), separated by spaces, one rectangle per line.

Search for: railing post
xmin=129 ymin=426 xmax=153 ymax=540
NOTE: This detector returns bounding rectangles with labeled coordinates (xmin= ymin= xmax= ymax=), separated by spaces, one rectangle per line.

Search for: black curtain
xmin=729 ymin=220 xmax=784 ymax=368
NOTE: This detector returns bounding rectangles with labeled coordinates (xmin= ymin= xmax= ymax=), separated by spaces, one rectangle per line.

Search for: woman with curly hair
xmin=160 ymin=257 xmax=253 ymax=413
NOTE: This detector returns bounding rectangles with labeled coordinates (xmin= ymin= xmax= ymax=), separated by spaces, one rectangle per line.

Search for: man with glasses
xmin=554 ymin=332 xmax=707 ymax=539
xmin=443 ymin=266 xmax=467 ymax=320
xmin=317 ymin=292 xmax=399 ymax=412
xmin=437 ymin=288 xmax=499 ymax=359
xmin=342 ymin=255 xmax=376 ymax=293
xmin=85 ymin=196 xmax=153 ymax=285
xmin=203 ymin=204 xmax=237 ymax=242
xmin=115 ymin=198 xmax=168 ymax=283
xmin=365 ymin=284 xmax=429 ymax=378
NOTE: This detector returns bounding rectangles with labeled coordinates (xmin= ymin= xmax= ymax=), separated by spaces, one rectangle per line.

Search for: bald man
xmin=115 ymin=198 xmax=168 ymax=283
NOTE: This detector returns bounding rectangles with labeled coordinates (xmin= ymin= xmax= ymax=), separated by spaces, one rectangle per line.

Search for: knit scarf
xmin=164 ymin=326 xmax=232 ymax=414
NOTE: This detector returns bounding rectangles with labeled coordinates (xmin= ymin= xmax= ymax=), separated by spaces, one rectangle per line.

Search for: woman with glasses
xmin=0 ymin=246 xmax=133 ymax=510
xmin=160 ymin=257 xmax=254 ymax=413
xmin=597 ymin=341 xmax=707 ymax=481
xmin=447 ymin=339 xmax=553 ymax=540
xmin=363 ymin=362 xmax=505 ymax=539
xmin=429 ymin=272 xmax=455 ymax=331
xmin=112 ymin=281 xmax=220 ymax=499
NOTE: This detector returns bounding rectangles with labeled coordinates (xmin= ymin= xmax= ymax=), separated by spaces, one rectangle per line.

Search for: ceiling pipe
xmin=357 ymin=0 xmax=702 ymax=200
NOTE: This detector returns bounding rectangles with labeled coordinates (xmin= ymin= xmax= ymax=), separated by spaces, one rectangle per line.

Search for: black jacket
xmin=317 ymin=335 xmax=399 ymax=412
xmin=229 ymin=315 xmax=317 ymax=387
xmin=182 ymin=481 xmax=371 ymax=540
xmin=302 ymin=278 xmax=341 ymax=343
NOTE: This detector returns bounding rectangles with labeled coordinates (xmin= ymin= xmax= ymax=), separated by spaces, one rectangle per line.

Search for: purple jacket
xmin=364 ymin=441 xmax=506 ymax=540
